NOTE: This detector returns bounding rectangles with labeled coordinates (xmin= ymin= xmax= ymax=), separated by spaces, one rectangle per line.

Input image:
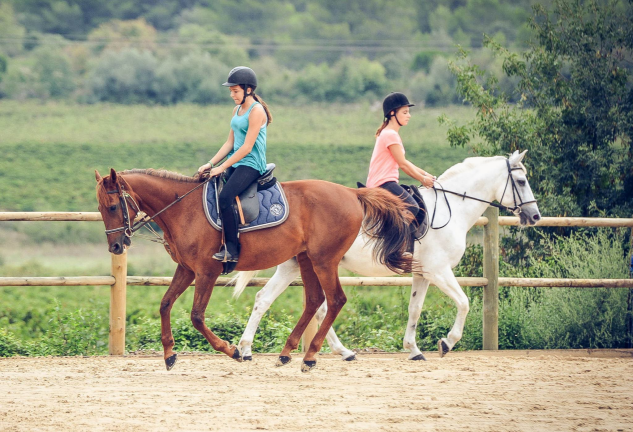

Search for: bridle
xmin=103 ymin=177 xmax=212 ymax=241
xmin=429 ymin=159 xmax=537 ymax=230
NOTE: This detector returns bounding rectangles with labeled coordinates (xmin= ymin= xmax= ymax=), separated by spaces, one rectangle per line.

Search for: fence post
xmin=483 ymin=206 xmax=499 ymax=350
xmin=301 ymin=289 xmax=318 ymax=352
xmin=109 ymin=251 xmax=127 ymax=355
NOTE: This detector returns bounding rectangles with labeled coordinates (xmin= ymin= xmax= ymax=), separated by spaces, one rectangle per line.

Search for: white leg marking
xmin=238 ymin=259 xmax=300 ymax=357
xmin=403 ymin=274 xmax=430 ymax=359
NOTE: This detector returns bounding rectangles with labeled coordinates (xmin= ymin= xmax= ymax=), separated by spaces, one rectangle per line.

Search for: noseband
xmin=430 ymin=158 xmax=537 ymax=230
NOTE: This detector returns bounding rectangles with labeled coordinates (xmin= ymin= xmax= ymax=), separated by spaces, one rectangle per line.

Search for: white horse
xmin=232 ymin=151 xmax=541 ymax=361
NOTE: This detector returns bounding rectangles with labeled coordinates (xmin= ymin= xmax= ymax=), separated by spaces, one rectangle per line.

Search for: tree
xmin=442 ymin=0 xmax=633 ymax=219
xmin=0 ymin=3 xmax=26 ymax=56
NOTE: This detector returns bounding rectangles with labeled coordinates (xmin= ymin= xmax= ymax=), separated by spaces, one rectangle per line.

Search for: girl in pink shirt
xmin=367 ymin=92 xmax=435 ymax=222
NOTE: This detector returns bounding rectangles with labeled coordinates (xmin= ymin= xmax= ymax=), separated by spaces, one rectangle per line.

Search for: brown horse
xmin=95 ymin=168 xmax=413 ymax=372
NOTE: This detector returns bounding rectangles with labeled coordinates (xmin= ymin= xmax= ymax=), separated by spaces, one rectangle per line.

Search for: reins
xmin=104 ymin=175 xmax=213 ymax=244
xmin=428 ymin=159 xmax=536 ymax=230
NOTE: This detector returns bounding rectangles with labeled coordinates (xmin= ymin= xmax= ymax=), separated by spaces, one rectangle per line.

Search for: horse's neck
xmin=124 ymin=174 xmax=193 ymax=231
xmin=431 ymin=159 xmax=505 ymax=230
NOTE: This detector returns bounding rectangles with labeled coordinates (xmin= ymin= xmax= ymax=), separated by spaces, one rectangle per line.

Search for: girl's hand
xmin=198 ymin=163 xmax=212 ymax=175
xmin=421 ymin=175 xmax=435 ymax=188
xmin=208 ymin=165 xmax=226 ymax=178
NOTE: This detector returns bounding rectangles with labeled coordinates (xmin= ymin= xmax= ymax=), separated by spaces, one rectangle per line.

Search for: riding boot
xmin=213 ymin=207 xmax=240 ymax=262
xmin=407 ymin=224 xmax=418 ymax=254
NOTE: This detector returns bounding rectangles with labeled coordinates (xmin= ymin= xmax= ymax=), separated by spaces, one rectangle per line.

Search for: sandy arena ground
xmin=1 ymin=350 xmax=632 ymax=432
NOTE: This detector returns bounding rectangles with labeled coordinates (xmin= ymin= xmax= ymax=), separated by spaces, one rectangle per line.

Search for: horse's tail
xmin=231 ymin=271 xmax=259 ymax=299
xmin=355 ymin=187 xmax=415 ymax=274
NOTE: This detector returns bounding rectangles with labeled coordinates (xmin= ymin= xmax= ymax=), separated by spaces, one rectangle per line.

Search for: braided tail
xmin=355 ymin=187 xmax=415 ymax=274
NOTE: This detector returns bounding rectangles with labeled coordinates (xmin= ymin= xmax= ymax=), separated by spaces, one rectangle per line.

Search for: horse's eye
xmin=109 ymin=205 xmax=117 ymax=212
xmin=517 ymin=180 xmax=526 ymax=187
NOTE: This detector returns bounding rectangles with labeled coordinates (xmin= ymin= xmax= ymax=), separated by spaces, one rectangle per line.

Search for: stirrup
xmin=212 ymin=245 xmax=239 ymax=262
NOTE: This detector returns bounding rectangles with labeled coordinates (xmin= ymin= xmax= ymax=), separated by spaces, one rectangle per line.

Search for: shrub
xmin=0 ymin=328 xmax=30 ymax=357
xmin=87 ymin=49 xmax=159 ymax=104
xmin=35 ymin=303 xmax=108 ymax=356
xmin=32 ymin=47 xmax=75 ymax=99
xmin=154 ymin=52 xmax=227 ymax=105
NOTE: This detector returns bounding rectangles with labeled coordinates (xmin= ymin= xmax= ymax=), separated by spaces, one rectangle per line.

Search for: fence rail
xmin=1 ymin=210 xmax=632 ymax=354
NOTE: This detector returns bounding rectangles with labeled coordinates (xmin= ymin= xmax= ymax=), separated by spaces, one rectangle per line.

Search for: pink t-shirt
xmin=366 ymin=129 xmax=403 ymax=188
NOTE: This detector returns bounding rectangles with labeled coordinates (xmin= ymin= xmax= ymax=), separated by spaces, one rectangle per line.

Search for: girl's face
xmin=229 ymin=85 xmax=251 ymax=105
xmin=393 ymin=106 xmax=411 ymax=126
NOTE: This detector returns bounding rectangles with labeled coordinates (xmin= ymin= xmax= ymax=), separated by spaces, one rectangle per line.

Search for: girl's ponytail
xmin=375 ymin=119 xmax=389 ymax=137
xmin=252 ymin=93 xmax=273 ymax=126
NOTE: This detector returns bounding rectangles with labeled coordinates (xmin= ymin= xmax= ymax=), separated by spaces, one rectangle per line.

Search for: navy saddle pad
xmin=203 ymin=180 xmax=290 ymax=233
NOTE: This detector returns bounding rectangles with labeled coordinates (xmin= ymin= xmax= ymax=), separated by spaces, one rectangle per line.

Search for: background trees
xmin=1 ymin=0 xmax=542 ymax=105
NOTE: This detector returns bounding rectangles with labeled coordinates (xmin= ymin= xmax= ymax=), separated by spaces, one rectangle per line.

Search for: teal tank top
xmin=229 ymin=101 xmax=267 ymax=174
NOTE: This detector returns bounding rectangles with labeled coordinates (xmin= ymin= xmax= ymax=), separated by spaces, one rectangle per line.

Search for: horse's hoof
xmin=410 ymin=353 xmax=427 ymax=361
xmin=438 ymin=339 xmax=450 ymax=358
xmin=301 ymin=360 xmax=317 ymax=373
xmin=243 ymin=355 xmax=253 ymax=361
xmin=231 ymin=346 xmax=243 ymax=362
xmin=343 ymin=354 xmax=357 ymax=361
xmin=165 ymin=354 xmax=178 ymax=371
xmin=276 ymin=356 xmax=291 ymax=367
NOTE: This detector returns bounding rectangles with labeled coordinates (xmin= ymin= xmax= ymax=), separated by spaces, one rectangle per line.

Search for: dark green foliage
xmin=444 ymin=0 xmax=633 ymax=219
xmin=0 ymin=54 xmax=7 ymax=81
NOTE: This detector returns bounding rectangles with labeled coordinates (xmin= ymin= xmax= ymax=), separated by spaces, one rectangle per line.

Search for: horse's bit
xmin=429 ymin=158 xmax=537 ymax=230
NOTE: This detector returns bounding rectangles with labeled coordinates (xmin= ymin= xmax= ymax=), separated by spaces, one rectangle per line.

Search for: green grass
xmin=0 ymin=101 xmax=472 ymax=211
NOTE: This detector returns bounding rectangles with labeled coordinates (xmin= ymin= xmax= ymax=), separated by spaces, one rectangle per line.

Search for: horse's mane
xmin=438 ymin=156 xmax=525 ymax=182
xmin=121 ymin=169 xmax=199 ymax=183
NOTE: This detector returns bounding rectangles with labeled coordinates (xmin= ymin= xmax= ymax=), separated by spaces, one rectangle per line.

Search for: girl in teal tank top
xmin=197 ymin=67 xmax=273 ymax=262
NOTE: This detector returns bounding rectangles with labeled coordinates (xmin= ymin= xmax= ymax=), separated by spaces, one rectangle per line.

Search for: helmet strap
xmin=390 ymin=110 xmax=403 ymax=127
xmin=240 ymin=85 xmax=254 ymax=105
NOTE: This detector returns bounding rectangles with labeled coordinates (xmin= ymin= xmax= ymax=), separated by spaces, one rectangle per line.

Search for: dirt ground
xmin=1 ymin=350 xmax=632 ymax=432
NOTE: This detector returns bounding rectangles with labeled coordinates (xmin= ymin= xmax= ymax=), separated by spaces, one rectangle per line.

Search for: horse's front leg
xmin=428 ymin=268 xmax=470 ymax=357
xmin=161 ymin=264 xmax=195 ymax=371
xmin=402 ymin=274 xmax=430 ymax=361
xmin=191 ymin=269 xmax=242 ymax=361
xmin=239 ymin=258 xmax=300 ymax=360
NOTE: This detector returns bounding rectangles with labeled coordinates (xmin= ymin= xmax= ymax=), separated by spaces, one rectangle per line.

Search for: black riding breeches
xmin=379 ymin=181 xmax=420 ymax=219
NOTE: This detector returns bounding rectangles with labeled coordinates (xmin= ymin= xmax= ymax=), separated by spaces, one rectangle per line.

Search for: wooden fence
xmin=1 ymin=209 xmax=632 ymax=355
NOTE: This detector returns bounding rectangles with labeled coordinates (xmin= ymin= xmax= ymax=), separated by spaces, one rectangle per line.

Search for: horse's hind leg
xmin=428 ymin=268 xmax=470 ymax=357
xmin=161 ymin=264 xmax=195 ymax=371
xmin=302 ymin=262 xmax=347 ymax=372
xmin=191 ymin=269 xmax=242 ymax=361
xmin=277 ymin=252 xmax=325 ymax=366
xmin=403 ymin=274 xmax=430 ymax=361
xmin=314 ymin=301 xmax=356 ymax=361
xmin=238 ymin=258 xmax=300 ymax=360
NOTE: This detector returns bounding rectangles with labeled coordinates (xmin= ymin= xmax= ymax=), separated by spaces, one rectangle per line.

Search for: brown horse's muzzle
xmin=108 ymin=235 xmax=131 ymax=255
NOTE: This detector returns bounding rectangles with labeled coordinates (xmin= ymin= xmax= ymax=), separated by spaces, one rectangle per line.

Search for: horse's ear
xmin=95 ymin=170 xmax=102 ymax=183
xmin=509 ymin=150 xmax=527 ymax=165
xmin=110 ymin=168 xmax=117 ymax=184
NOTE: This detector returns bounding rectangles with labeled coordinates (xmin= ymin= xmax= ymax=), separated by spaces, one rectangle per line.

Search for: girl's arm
xmin=388 ymin=144 xmax=435 ymax=188
xmin=197 ymin=130 xmax=235 ymax=174
xmin=198 ymin=105 xmax=241 ymax=174
xmin=208 ymin=105 xmax=267 ymax=176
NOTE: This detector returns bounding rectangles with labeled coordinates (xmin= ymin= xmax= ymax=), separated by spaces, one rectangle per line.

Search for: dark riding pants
xmin=379 ymin=181 xmax=420 ymax=219
xmin=218 ymin=165 xmax=261 ymax=255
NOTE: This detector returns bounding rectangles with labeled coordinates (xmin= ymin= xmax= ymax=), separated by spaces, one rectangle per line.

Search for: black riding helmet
xmin=223 ymin=66 xmax=257 ymax=104
xmin=383 ymin=92 xmax=415 ymax=120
